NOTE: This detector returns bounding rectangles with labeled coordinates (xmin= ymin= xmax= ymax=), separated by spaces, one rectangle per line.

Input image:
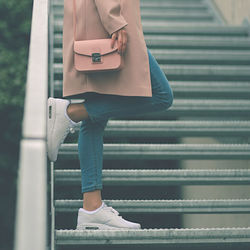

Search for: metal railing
xmin=14 ymin=0 xmax=49 ymax=249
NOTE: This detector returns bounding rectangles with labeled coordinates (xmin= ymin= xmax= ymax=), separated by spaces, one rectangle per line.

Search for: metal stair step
xmin=123 ymin=99 xmax=250 ymax=117
xmin=142 ymin=21 xmax=219 ymax=26
xmin=54 ymin=9 xmax=211 ymax=17
xmin=53 ymin=33 xmax=250 ymax=50
xmin=52 ymin=0 xmax=208 ymax=11
xmin=140 ymin=2 xmax=208 ymax=10
xmin=145 ymin=36 xmax=250 ymax=50
xmin=54 ymin=8 xmax=210 ymax=15
xmin=141 ymin=0 xmax=203 ymax=2
xmin=53 ymin=22 xmax=249 ymax=37
xmin=169 ymin=81 xmax=250 ymax=98
xmin=53 ymin=80 xmax=250 ymax=99
xmin=52 ymin=0 xmax=205 ymax=4
xmin=53 ymin=48 xmax=250 ymax=65
xmin=149 ymin=49 xmax=250 ymax=65
xmin=54 ymin=12 xmax=214 ymax=23
xmin=55 ymin=169 xmax=250 ymax=186
xmin=55 ymin=199 xmax=250 ymax=214
xmin=53 ymin=99 xmax=250 ymax=118
xmin=160 ymin=65 xmax=250 ymax=81
xmin=142 ymin=25 xmax=249 ymax=36
xmin=56 ymin=227 xmax=250 ymax=246
xmin=53 ymin=63 xmax=250 ymax=81
xmin=58 ymin=144 xmax=250 ymax=160
xmin=67 ymin=120 xmax=250 ymax=137
xmin=53 ymin=5 xmax=208 ymax=12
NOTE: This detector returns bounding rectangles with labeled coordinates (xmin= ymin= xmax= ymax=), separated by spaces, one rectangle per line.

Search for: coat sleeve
xmin=94 ymin=0 xmax=128 ymax=36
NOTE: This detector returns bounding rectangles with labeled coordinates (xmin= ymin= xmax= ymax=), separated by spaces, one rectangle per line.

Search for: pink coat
xmin=63 ymin=0 xmax=152 ymax=98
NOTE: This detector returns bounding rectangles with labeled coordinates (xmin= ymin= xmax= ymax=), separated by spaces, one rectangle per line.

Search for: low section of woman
xmin=47 ymin=47 xmax=173 ymax=230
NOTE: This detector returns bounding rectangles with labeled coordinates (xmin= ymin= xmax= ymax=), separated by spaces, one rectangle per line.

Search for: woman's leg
xmin=76 ymin=48 xmax=174 ymax=211
xmin=67 ymin=48 xmax=174 ymax=123
xmin=78 ymin=117 xmax=108 ymax=210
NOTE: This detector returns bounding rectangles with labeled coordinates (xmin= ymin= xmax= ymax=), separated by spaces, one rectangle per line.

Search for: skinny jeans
xmin=78 ymin=48 xmax=174 ymax=193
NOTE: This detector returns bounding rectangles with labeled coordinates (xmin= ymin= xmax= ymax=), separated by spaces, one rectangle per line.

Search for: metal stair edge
xmin=55 ymin=227 xmax=250 ymax=245
xmin=54 ymin=169 xmax=250 ymax=185
xmin=54 ymin=199 xmax=250 ymax=213
xmin=58 ymin=143 xmax=250 ymax=160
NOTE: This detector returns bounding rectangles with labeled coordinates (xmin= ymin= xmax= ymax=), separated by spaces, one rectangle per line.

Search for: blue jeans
xmin=78 ymin=48 xmax=174 ymax=193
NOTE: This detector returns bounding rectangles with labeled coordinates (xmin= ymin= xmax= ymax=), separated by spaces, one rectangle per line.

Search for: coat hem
xmin=63 ymin=87 xmax=152 ymax=99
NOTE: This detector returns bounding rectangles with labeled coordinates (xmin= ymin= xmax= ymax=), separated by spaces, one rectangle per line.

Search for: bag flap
xmin=74 ymin=39 xmax=118 ymax=56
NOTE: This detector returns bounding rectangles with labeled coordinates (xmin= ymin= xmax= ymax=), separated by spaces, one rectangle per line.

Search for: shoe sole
xmin=47 ymin=97 xmax=57 ymax=162
xmin=76 ymin=223 xmax=141 ymax=230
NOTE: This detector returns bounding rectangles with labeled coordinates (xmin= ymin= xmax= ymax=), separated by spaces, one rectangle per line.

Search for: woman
xmin=47 ymin=0 xmax=173 ymax=230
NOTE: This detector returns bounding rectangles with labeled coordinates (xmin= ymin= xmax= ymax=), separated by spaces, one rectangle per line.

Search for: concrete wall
xmin=181 ymin=137 xmax=250 ymax=228
xmin=181 ymin=0 xmax=250 ymax=230
xmin=214 ymin=0 xmax=250 ymax=25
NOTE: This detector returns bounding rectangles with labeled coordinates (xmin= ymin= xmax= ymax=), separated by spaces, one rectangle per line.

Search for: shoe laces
xmin=103 ymin=204 xmax=120 ymax=217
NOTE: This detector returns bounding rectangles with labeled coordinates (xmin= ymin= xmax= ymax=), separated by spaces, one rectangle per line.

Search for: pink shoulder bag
xmin=72 ymin=0 xmax=124 ymax=73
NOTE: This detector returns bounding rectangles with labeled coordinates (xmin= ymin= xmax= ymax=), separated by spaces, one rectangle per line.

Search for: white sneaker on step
xmin=47 ymin=97 xmax=78 ymax=162
xmin=76 ymin=202 xmax=141 ymax=230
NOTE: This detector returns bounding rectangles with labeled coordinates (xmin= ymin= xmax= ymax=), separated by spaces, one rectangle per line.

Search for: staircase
xmin=49 ymin=0 xmax=250 ymax=249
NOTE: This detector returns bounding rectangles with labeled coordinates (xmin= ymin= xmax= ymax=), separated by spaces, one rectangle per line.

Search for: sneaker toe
xmin=120 ymin=218 xmax=141 ymax=229
xmin=125 ymin=221 xmax=141 ymax=229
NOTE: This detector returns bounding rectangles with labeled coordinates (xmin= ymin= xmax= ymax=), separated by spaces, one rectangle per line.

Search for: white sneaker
xmin=76 ymin=202 xmax=141 ymax=230
xmin=47 ymin=97 xmax=78 ymax=162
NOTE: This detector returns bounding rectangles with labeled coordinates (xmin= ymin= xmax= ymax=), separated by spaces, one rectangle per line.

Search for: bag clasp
xmin=92 ymin=53 xmax=101 ymax=63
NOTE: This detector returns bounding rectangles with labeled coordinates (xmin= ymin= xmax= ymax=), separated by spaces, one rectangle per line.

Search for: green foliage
xmin=0 ymin=0 xmax=33 ymax=249
xmin=0 ymin=48 xmax=28 ymax=106
xmin=0 ymin=0 xmax=32 ymax=50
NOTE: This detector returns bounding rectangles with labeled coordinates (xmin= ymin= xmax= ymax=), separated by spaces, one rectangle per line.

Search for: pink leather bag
xmin=72 ymin=0 xmax=124 ymax=73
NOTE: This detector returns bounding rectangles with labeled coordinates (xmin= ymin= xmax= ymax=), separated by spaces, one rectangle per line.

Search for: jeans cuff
xmin=82 ymin=184 xmax=103 ymax=193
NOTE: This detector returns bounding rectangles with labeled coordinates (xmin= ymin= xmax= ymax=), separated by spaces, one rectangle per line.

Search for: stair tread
xmin=53 ymin=20 xmax=248 ymax=33
xmin=60 ymin=143 xmax=250 ymax=149
xmin=54 ymin=79 xmax=250 ymax=88
xmin=55 ymin=169 xmax=250 ymax=185
xmin=54 ymin=80 xmax=250 ymax=99
xmin=53 ymin=48 xmax=250 ymax=63
xmin=66 ymin=120 xmax=250 ymax=137
xmin=145 ymin=35 xmax=250 ymax=42
xmin=139 ymin=3 xmax=207 ymax=9
xmin=54 ymin=98 xmax=250 ymax=116
xmin=56 ymin=227 xmax=250 ymax=245
xmin=58 ymin=143 xmax=250 ymax=160
xmin=53 ymin=0 xmax=207 ymax=10
xmin=170 ymin=81 xmax=250 ymax=89
xmin=65 ymin=98 xmax=250 ymax=108
xmin=54 ymin=12 xmax=213 ymax=19
xmin=54 ymin=47 xmax=250 ymax=54
xmin=55 ymin=199 xmax=250 ymax=213
xmin=54 ymin=63 xmax=250 ymax=74
xmin=54 ymin=34 xmax=250 ymax=50
xmin=54 ymin=33 xmax=250 ymax=42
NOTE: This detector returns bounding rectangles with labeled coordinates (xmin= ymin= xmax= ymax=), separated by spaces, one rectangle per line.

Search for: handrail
xmin=14 ymin=0 xmax=49 ymax=249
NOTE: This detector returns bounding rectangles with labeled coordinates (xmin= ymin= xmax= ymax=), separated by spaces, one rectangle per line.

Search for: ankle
xmin=83 ymin=201 xmax=103 ymax=211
